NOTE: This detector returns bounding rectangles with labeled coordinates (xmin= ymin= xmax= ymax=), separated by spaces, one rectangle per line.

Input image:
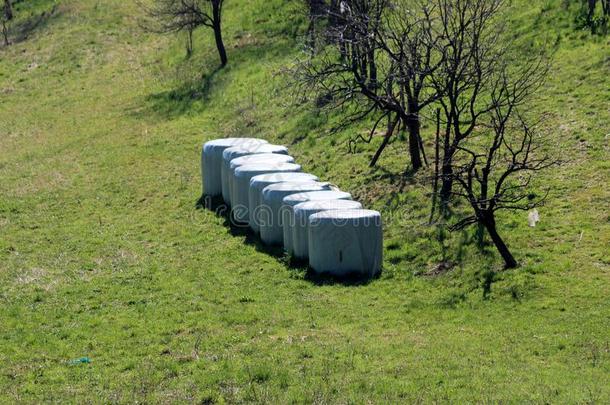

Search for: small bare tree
xmin=426 ymin=0 xmax=521 ymax=211
xmin=2 ymin=0 xmax=13 ymax=46
xmin=140 ymin=0 xmax=227 ymax=66
xmin=370 ymin=0 xmax=444 ymax=169
xmin=292 ymin=0 xmax=442 ymax=171
xmin=290 ymin=0 xmax=387 ymax=163
xmin=448 ymin=61 xmax=556 ymax=268
xmin=291 ymin=0 xmax=555 ymax=267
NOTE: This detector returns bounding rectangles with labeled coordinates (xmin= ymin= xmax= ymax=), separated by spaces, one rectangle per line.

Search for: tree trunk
xmin=1 ymin=20 xmax=8 ymax=46
xmin=439 ymin=141 xmax=455 ymax=210
xmin=186 ymin=27 xmax=193 ymax=57
xmin=367 ymin=46 xmax=377 ymax=90
xmin=482 ymin=213 xmax=518 ymax=269
xmin=429 ymin=109 xmax=441 ymax=224
xmin=370 ymin=114 xmax=399 ymax=167
xmin=587 ymin=0 xmax=596 ymax=24
xmin=405 ymin=100 xmax=422 ymax=172
xmin=439 ymin=165 xmax=453 ymax=207
xmin=406 ymin=114 xmax=422 ymax=172
xmin=212 ymin=1 xmax=227 ymax=67
xmin=2 ymin=0 xmax=12 ymax=46
xmin=3 ymin=0 xmax=12 ymax=20
xmin=439 ymin=147 xmax=453 ymax=207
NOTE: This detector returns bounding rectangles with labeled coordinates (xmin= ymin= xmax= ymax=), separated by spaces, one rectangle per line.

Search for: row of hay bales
xmin=201 ymin=138 xmax=382 ymax=278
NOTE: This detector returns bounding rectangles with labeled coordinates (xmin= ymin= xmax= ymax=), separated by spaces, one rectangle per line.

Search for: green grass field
xmin=0 ymin=0 xmax=608 ymax=402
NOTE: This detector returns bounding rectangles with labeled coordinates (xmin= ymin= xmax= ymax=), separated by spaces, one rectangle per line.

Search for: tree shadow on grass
xmin=196 ymin=194 xmax=378 ymax=286
xmin=372 ymin=165 xmax=417 ymax=190
xmin=131 ymin=39 xmax=294 ymax=122
xmin=426 ymin=200 xmax=499 ymax=274
xmin=142 ymin=66 xmax=223 ymax=120
xmin=1 ymin=3 xmax=60 ymax=48
xmin=358 ymin=165 xmax=418 ymax=212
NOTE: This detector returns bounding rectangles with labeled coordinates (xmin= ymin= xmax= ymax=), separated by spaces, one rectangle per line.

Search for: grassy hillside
xmin=0 ymin=0 xmax=608 ymax=402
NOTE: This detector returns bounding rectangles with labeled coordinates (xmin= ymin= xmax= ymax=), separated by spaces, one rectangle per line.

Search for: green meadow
xmin=0 ymin=0 xmax=608 ymax=402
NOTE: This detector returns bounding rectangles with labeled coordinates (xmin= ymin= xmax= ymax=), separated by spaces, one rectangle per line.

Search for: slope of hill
xmin=0 ymin=0 xmax=608 ymax=401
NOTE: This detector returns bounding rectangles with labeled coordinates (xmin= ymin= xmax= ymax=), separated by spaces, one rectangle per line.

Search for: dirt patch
xmin=424 ymin=261 xmax=456 ymax=277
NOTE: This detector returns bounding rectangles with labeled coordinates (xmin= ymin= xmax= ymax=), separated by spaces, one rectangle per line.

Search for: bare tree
xmin=290 ymin=0 xmax=386 ymax=162
xmin=140 ymin=0 xmax=227 ymax=66
xmin=427 ymin=0 xmax=515 ymax=210
xmin=291 ymin=0 xmax=555 ymax=267
xmin=292 ymin=0 xmax=442 ymax=171
xmin=370 ymin=0 xmax=444 ymax=169
xmin=209 ymin=0 xmax=226 ymax=66
xmin=447 ymin=60 xmax=556 ymax=268
xmin=336 ymin=0 xmax=383 ymax=90
xmin=426 ymin=0 xmax=558 ymax=267
xmin=2 ymin=0 xmax=13 ymax=46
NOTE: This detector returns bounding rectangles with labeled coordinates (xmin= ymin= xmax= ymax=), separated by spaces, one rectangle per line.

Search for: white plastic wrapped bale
xmin=248 ymin=172 xmax=319 ymax=234
xmin=281 ymin=190 xmax=353 ymax=256
xmin=259 ymin=182 xmax=331 ymax=246
xmin=232 ymin=163 xmax=302 ymax=224
xmin=221 ymin=144 xmax=289 ymax=204
xmin=201 ymin=138 xmax=267 ymax=196
xmin=229 ymin=154 xmax=295 ymax=207
xmin=308 ymin=209 xmax=383 ymax=278
xmin=292 ymin=199 xmax=363 ymax=260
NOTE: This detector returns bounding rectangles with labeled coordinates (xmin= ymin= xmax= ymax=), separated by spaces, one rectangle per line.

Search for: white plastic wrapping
xmin=221 ymin=144 xmax=289 ymax=204
xmin=308 ymin=209 xmax=382 ymax=277
xmin=248 ymin=172 xmax=319 ymax=234
xmin=201 ymin=138 xmax=268 ymax=196
xmin=229 ymin=154 xmax=295 ymax=207
xmin=259 ymin=182 xmax=331 ymax=246
xmin=292 ymin=200 xmax=363 ymax=260
xmin=281 ymin=190 xmax=353 ymax=255
xmin=232 ymin=163 xmax=302 ymax=224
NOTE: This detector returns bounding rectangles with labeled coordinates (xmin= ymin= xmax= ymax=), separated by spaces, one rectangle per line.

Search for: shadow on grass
xmin=372 ymin=165 xmax=417 ymax=188
xmin=142 ymin=66 xmax=224 ymax=120
xmin=196 ymin=194 xmax=378 ymax=286
xmin=133 ymin=39 xmax=295 ymax=122
xmin=365 ymin=165 xmax=418 ymax=211
xmin=423 ymin=204 xmax=499 ymax=279
xmin=303 ymin=269 xmax=378 ymax=286
xmin=1 ymin=3 xmax=60 ymax=48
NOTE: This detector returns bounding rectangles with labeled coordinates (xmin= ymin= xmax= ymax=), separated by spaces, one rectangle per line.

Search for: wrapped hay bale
xmin=281 ymin=190 xmax=353 ymax=256
xmin=259 ymin=182 xmax=331 ymax=246
xmin=248 ymin=172 xmax=319 ymax=234
xmin=308 ymin=209 xmax=382 ymax=278
xmin=201 ymin=138 xmax=267 ymax=197
xmin=232 ymin=163 xmax=302 ymax=224
xmin=221 ymin=144 xmax=288 ymax=204
xmin=292 ymin=199 xmax=363 ymax=260
xmin=229 ymin=154 xmax=295 ymax=206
